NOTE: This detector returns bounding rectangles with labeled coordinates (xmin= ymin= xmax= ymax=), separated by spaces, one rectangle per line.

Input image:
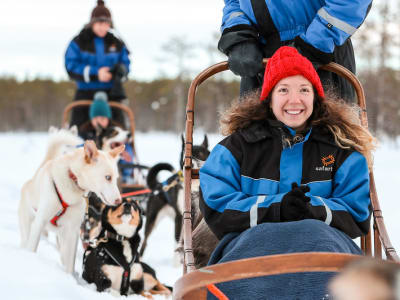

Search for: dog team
xmin=18 ymin=110 xmax=211 ymax=298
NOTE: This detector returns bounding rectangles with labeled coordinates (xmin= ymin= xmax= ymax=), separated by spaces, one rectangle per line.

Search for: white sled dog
xmin=41 ymin=125 xmax=83 ymax=167
xmin=19 ymin=135 xmax=124 ymax=274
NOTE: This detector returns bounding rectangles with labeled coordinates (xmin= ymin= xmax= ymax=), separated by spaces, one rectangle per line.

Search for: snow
xmin=0 ymin=131 xmax=399 ymax=299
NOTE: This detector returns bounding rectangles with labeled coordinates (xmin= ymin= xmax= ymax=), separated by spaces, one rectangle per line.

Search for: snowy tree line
xmin=0 ymin=77 xmax=239 ymax=133
xmin=0 ymin=1 xmax=399 ymax=137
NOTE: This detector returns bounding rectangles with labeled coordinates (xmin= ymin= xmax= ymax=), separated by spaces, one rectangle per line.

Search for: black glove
xmin=110 ymin=63 xmax=128 ymax=82
xmin=294 ymin=36 xmax=334 ymax=70
xmin=228 ymin=42 xmax=264 ymax=77
xmin=280 ymin=182 xmax=313 ymax=222
xmin=109 ymin=64 xmax=127 ymax=99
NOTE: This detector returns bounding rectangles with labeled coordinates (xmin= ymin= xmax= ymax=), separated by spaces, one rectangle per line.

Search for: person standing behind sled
xmin=199 ymin=46 xmax=376 ymax=299
xmin=218 ymin=0 xmax=372 ymax=102
xmin=65 ymin=0 xmax=130 ymax=128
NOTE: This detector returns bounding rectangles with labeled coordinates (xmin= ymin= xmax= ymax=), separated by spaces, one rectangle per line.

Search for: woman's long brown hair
xmin=220 ymin=91 xmax=377 ymax=169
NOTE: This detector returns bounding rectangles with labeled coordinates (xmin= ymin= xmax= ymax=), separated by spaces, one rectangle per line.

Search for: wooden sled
xmin=174 ymin=61 xmax=400 ymax=299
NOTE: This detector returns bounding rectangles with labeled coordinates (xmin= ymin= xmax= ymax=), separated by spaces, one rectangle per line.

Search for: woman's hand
xmin=98 ymin=67 xmax=112 ymax=82
xmin=280 ymin=182 xmax=313 ymax=221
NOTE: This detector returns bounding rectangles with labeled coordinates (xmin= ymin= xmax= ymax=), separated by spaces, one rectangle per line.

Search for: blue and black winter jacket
xmin=219 ymin=0 xmax=372 ymax=56
xmin=65 ymin=28 xmax=130 ymax=91
xmin=199 ymin=121 xmax=371 ymax=239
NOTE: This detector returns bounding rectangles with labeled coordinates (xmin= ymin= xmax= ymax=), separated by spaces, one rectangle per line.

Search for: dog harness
xmin=50 ymin=182 xmax=69 ymax=226
xmin=94 ymin=235 xmax=137 ymax=296
xmin=50 ymin=170 xmax=85 ymax=226
xmin=153 ymin=170 xmax=183 ymax=205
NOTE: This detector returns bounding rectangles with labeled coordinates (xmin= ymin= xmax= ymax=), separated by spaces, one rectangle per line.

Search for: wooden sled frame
xmin=175 ymin=61 xmax=399 ymax=299
xmin=62 ymin=100 xmax=143 ymax=191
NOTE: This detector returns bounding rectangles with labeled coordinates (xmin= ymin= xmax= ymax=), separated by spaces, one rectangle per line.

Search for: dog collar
xmin=50 ymin=182 xmax=69 ymax=226
xmin=105 ymin=230 xmax=128 ymax=242
xmin=68 ymin=169 xmax=86 ymax=192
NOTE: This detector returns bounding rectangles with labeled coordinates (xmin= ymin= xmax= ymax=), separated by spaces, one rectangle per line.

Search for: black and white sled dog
xmin=19 ymin=135 xmax=124 ymax=274
xmin=96 ymin=125 xmax=146 ymax=186
xmin=82 ymin=198 xmax=171 ymax=298
xmin=139 ymin=135 xmax=210 ymax=260
xmin=96 ymin=125 xmax=130 ymax=152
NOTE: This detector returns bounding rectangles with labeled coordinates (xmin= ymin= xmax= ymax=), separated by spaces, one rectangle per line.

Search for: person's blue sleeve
xmin=199 ymin=144 xmax=281 ymax=239
xmin=300 ymin=0 xmax=372 ymax=53
xmin=307 ymin=151 xmax=371 ymax=238
xmin=65 ymin=41 xmax=99 ymax=82
xmin=221 ymin=0 xmax=252 ymax=32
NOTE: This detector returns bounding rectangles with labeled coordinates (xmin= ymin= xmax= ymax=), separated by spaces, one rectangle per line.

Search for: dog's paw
xmin=109 ymin=288 xmax=121 ymax=297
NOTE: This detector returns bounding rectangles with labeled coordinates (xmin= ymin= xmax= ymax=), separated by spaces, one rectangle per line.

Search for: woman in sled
xmin=199 ymin=46 xmax=376 ymax=299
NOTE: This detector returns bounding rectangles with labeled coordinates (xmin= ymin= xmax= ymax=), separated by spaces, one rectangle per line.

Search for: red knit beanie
xmin=260 ymin=46 xmax=324 ymax=101
xmin=90 ymin=0 xmax=112 ymax=24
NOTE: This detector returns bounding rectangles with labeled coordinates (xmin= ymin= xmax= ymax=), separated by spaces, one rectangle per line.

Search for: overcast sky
xmin=1 ymin=0 xmax=225 ymax=81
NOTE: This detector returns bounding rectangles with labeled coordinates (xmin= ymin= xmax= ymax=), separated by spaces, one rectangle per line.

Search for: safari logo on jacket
xmin=316 ymin=154 xmax=335 ymax=172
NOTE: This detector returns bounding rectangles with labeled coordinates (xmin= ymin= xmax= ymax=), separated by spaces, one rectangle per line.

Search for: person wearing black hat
xmin=65 ymin=0 xmax=130 ymax=129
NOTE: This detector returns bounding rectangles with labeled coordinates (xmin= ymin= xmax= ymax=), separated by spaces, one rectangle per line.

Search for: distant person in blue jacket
xmin=219 ymin=0 xmax=372 ymax=101
xmin=65 ymin=0 xmax=130 ymax=128
xmin=199 ymin=46 xmax=376 ymax=299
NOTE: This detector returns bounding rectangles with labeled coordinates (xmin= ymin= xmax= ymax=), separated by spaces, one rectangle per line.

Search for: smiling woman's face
xmin=270 ymin=75 xmax=314 ymax=131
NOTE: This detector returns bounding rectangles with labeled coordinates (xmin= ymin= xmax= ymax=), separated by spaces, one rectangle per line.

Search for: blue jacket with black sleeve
xmin=65 ymin=28 xmax=130 ymax=91
xmin=199 ymin=120 xmax=371 ymax=240
xmin=219 ymin=0 xmax=372 ymax=63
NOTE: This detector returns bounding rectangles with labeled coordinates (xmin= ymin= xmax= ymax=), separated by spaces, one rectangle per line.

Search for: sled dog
xmin=139 ymin=162 xmax=183 ymax=257
xmin=82 ymin=198 xmax=171 ymax=298
xmin=39 ymin=125 xmax=83 ymax=168
xmin=176 ymin=134 xmax=219 ymax=268
xmin=19 ymin=140 xmax=124 ymax=274
xmin=97 ymin=125 xmax=146 ymax=186
xmin=139 ymin=135 xmax=210 ymax=259
xmin=96 ymin=125 xmax=131 ymax=152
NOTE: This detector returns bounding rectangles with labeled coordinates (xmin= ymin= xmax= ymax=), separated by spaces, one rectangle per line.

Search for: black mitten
xmin=294 ymin=36 xmax=334 ymax=69
xmin=280 ymin=182 xmax=313 ymax=221
xmin=228 ymin=41 xmax=264 ymax=77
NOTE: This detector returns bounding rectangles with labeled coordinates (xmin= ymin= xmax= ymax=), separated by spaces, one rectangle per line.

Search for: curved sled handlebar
xmin=174 ymin=252 xmax=363 ymax=299
xmin=182 ymin=61 xmax=398 ymax=276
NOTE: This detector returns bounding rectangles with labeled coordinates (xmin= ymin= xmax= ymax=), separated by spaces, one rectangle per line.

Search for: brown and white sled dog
xmin=82 ymin=198 xmax=171 ymax=298
xmin=18 ymin=139 xmax=124 ymax=274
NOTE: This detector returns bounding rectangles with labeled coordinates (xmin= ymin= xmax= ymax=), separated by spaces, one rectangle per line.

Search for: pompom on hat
xmin=89 ymin=92 xmax=112 ymax=120
xmin=90 ymin=0 xmax=112 ymax=24
xmin=260 ymin=46 xmax=325 ymax=101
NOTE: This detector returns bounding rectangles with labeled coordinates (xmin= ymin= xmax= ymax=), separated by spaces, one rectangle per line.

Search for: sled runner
xmin=62 ymin=100 xmax=149 ymax=196
xmin=174 ymin=61 xmax=399 ymax=300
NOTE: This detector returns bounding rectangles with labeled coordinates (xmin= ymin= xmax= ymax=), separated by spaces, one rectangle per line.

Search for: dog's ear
xmin=109 ymin=144 xmax=125 ymax=159
xmin=202 ymin=134 xmax=209 ymax=150
xmin=84 ymin=140 xmax=99 ymax=163
xmin=69 ymin=125 xmax=78 ymax=136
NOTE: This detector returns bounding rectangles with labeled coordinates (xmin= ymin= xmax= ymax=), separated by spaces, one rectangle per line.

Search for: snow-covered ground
xmin=0 ymin=131 xmax=399 ymax=299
